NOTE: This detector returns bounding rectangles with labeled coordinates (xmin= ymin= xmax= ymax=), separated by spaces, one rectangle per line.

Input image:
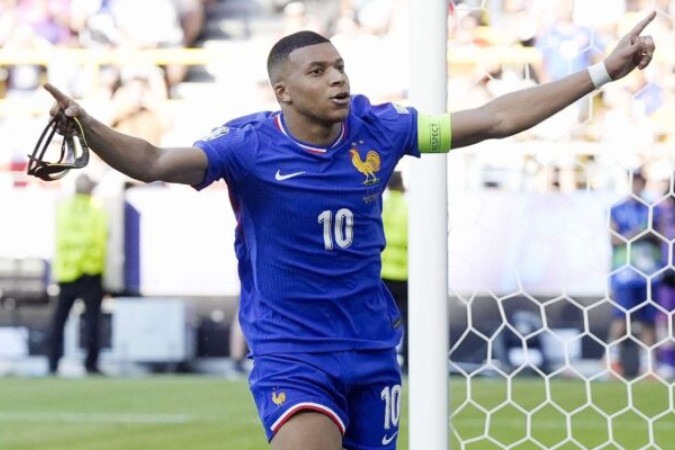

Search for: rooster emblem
xmin=272 ymin=391 xmax=286 ymax=406
xmin=349 ymin=149 xmax=381 ymax=185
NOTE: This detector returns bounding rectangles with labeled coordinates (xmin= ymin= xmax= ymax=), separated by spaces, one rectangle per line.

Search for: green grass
xmin=0 ymin=375 xmax=673 ymax=449
xmin=0 ymin=376 xmax=266 ymax=450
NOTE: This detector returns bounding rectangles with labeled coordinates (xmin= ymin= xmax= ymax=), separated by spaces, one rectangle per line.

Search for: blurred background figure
xmin=534 ymin=0 xmax=608 ymax=84
xmin=280 ymin=1 xmax=324 ymax=35
xmin=0 ymin=0 xmax=79 ymax=99
xmin=533 ymin=0 xmax=610 ymax=132
xmin=655 ymin=175 xmax=675 ymax=379
xmin=73 ymin=0 xmax=202 ymax=94
xmin=607 ymin=169 xmax=662 ymax=378
xmin=48 ymin=173 xmax=109 ymax=376
xmin=381 ymin=171 xmax=409 ymax=372
xmin=109 ymin=65 xmax=172 ymax=145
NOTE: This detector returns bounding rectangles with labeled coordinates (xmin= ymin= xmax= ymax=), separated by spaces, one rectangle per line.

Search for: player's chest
xmin=254 ymin=143 xmax=395 ymax=205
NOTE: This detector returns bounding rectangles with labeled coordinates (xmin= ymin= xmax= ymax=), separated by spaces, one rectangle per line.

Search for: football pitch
xmin=0 ymin=375 xmax=673 ymax=449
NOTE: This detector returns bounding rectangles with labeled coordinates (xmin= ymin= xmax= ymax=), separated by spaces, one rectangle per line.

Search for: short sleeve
xmin=192 ymin=125 xmax=258 ymax=190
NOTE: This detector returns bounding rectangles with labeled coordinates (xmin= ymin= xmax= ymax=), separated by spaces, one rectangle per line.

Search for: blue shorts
xmin=249 ymin=349 xmax=402 ymax=450
xmin=611 ymin=282 xmax=658 ymax=323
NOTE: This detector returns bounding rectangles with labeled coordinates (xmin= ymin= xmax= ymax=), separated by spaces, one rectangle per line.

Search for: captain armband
xmin=417 ymin=113 xmax=452 ymax=154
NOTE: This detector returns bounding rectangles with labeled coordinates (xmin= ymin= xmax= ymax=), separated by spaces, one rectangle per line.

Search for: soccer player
xmin=608 ymin=169 xmax=661 ymax=377
xmin=42 ymin=12 xmax=656 ymax=450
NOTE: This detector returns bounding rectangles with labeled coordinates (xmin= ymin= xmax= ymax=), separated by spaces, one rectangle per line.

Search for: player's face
xmin=278 ymin=43 xmax=351 ymax=125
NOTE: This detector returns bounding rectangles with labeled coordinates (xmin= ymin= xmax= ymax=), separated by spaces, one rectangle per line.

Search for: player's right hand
xmin=43 ymin=83 xmax=90 ymax=136
xmin=43 ymin=83 xmax=86 ymax=120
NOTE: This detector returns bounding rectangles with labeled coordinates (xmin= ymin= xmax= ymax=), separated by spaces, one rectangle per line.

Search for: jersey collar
xmin=273 ymin=113 xmax=347 ymax=154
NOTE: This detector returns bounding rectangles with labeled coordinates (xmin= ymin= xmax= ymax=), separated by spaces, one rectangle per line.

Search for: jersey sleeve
xmin=191 ymin=124 xmax=258 ymax=190
xmin=359 ymin=98 xmax=451 ymax=157
xmin=358 ymin=98 xmax=421 ymax=159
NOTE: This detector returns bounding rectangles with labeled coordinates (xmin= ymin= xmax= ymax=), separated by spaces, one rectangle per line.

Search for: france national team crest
xmin=349 ymin=148 xmax=381 ymax=185
xmin=272 ymin=390 xmax=286 ymax=406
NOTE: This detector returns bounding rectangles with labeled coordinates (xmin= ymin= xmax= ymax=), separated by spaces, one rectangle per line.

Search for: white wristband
xmin=587 ymin=62 xmax=612 ymax=89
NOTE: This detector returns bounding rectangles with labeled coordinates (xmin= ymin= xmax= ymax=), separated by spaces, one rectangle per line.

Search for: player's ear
xmin=273 ymin=81 xmax=291 ymax=104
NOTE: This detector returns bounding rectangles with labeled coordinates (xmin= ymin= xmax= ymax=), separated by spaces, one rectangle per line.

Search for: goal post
xmin=407 ymin=1 xmax=449 ymax=449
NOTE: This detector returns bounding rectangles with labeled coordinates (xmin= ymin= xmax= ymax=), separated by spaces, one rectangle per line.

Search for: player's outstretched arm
xmin=449 ymin=11 xmax=657 ymax=150
xmin=43 ymin=83 xmax=208 ymax=185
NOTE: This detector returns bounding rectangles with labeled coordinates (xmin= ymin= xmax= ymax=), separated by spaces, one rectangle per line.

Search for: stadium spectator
xmin=534 ymin=0 xmax=608 ymax=84
xmin=534 ymin=0 xmax=612 ymax=132
xmin=281 ymin=1 xmax=325 ymax=36
xmin=0 ymin=0 xmax=78 ymax=98
xmin=339 ymin=0 xmax=399 ymax=37
xmin=108 ymin=65 xmax=172 ymax=145
xmin=607 ymin=169 xmax=662 ymax=377
xmin=99 ymin=0 xmax=184 ymax=49
xmin=172 ymin=0 xmax=207 ymax=48
xmin=380 ymin=171 xmax=409 ymax=373
xmin=48 ymin=173 xmax=109 ymax=376
xmin=41 ymin=12 xmax=657 ymax=449
xmin=75 ymin=0 xmax=190 ymax=93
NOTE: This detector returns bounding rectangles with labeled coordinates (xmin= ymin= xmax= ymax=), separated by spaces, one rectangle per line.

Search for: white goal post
xmin=407 ymin=1 xmax=675 ymax=449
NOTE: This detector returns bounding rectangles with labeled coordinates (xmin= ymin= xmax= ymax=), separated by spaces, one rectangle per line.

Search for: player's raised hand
xmin=603 ymin=11 xmax=657 ymax=81
xmin=43 ymin=83 xmax=86 ymax=121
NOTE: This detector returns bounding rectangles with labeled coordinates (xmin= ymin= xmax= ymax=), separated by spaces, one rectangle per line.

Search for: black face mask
xmin=26 ymin=111 xmax=89 ymax=181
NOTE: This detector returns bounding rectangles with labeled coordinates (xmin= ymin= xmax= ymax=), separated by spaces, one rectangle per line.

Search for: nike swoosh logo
xmin=381 ymin=432 xmax=398 ymax=445
xmin=275 ymin=170 xmax=306 ymax=181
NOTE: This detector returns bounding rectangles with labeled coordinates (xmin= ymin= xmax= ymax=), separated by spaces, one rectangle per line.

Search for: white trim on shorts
xmin=270 ymin=402 xmax=346 ymax=435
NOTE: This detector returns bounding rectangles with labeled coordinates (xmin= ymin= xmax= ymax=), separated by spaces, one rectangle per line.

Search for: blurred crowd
xmin=1 ymin=0 xmax=675 ymax=192
xmin=446 ymin=0 xmax=675 ymax=194
xmin=0 ymin=0 xmax=210 ymax=95
xmin=0 ymin=0 xmax=214 ymax=191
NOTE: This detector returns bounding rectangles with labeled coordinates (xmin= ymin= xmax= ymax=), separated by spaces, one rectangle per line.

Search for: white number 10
xmin=318 ymin=208 xmax=354 ymax=250
xmin=381 ymin=384 xmax=402 ymax=429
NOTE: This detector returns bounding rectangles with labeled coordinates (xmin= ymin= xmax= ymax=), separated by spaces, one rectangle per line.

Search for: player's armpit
xmin=417 ymin=113 xmax=452 ymax=154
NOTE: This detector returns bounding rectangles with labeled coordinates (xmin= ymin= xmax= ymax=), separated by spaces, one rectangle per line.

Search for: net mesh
xmin=446 ymin=4 xmax=675 ymax=449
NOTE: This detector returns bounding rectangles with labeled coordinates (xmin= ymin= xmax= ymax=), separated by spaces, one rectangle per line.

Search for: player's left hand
xmin=603 ymin=11 xmax=656 ymax=81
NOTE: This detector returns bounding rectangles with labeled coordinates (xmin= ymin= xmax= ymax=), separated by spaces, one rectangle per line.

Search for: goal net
xmin=444 ymin=3 xmax=675 ymax=449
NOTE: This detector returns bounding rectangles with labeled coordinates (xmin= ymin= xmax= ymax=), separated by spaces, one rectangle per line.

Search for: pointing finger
xmin=43 ymin=83 xmax=68 ymax=105
xmin=43 ymin=83 xmax=81 ymax=117
xmin=629 ymin=11 xmax=657 ymax=38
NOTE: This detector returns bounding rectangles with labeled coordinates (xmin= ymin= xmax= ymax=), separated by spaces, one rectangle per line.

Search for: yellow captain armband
xmin=417 ymin=113 xmax=452 ymax=154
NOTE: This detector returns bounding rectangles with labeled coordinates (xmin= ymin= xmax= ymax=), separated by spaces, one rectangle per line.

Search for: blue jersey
xmin=194 ymin=95 xmax=420 ymax=355
xmin=610 ymin=198 xmax=662 ymax=287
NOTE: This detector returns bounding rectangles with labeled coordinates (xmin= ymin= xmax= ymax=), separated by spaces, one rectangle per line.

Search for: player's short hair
xmin=267 ymin=30 xmax=331 ymax=82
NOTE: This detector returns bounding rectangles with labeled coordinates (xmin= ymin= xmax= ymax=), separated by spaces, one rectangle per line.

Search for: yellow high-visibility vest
xmin=54 ymin=194 xmax=108 ymax=283
xmin=381 ymin=191 xmax=408 ymax=281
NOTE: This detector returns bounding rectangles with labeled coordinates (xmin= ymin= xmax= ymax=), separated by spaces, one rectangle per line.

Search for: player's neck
xmin=281 ymin=113 xmax=343 ymax=148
